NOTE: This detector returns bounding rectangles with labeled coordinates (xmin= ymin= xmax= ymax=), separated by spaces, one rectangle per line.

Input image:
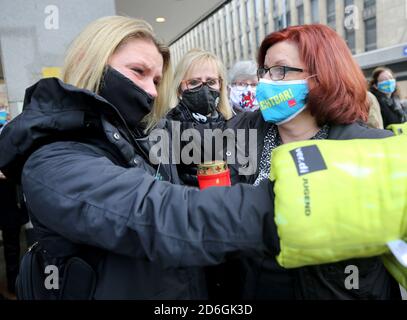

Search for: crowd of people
xmin=0 ymin=15 xmax=406 ymax=300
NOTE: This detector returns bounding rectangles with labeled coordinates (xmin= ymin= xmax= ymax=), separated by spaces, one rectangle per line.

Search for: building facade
xmin=169 ymin=0 xmax=407 ymax=96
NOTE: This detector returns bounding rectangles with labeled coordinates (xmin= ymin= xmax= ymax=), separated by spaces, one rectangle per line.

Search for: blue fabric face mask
xmin=0 ymin=109 xmax=8 ymax=126
xmin=377 ymin=79 xmax=396 ymax=94
xmin=256 ymin=78 xmax=310 ymax=124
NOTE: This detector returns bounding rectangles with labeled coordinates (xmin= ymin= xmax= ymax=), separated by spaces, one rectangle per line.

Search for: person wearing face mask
xmin=226 ymin=24 xmax=402 ymax=300
xmin=165 ymin=49 xmax=232 ymax=188
xmin=369 ymin=67 xmax=407 ymax=129
xmin=0 ymin=16 xmax=284 ymax=300
xmin=228 ymin=60 xmax=259 ymax=114
xmin=0 ymin=106 xmax=10 ymax=134
xmin=167 ymin=49 xmax=232 ymax=124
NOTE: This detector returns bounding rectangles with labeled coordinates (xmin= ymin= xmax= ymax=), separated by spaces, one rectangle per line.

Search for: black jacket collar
xmin=0 ymin=78 xmax=143 ymax=180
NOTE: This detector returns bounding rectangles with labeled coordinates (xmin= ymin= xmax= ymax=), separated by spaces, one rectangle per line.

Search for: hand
xmin=178 ymin=164 xmax=199 ymax=187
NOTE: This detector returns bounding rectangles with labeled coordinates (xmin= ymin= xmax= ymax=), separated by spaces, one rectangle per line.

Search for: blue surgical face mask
xmin=0 ymin=109 xmax=8 ymax=126
xmin=377 ymin=79 xmax=396 ymax=94
xmin=256 ymin=78 xmax=310 ymax=124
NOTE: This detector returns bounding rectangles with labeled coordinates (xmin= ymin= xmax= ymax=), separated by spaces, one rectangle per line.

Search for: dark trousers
xmin=2 ymin=226 xmax=21 ymax=294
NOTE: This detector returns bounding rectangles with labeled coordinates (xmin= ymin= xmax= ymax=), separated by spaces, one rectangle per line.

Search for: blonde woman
xmin=0 ymin=16 xmax=279 ymax=299
xmin=167 ymin=49 xmax=233 ymax=123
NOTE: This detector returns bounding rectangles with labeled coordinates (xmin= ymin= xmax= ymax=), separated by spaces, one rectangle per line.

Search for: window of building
xmin=217 ymin=17 xmax=223 ymax=56
xmin=311 ymin=0 xmax=319 ymax=23
xmin=237 ymin=4 xmax=242 ymax=27
xmin=297 ymin=3 xmax=304 ymax=25
xmin=240 ymin=34 xmax=244 ymax=59
xmin=254 ymin=0 xmax=260 ymax=14
xmin=327 ymin=0 xmax=336 ymax=30
xmin=254 ymin=0 xmax=260 ymax=45
xmin=363 ymin=0 xmax=377 ymax=51
xmin=211 ymin=21 xmax=217 ymax=55
xmin=264 ymin=20 xmax=269 ymax=34
xmin=344 ymin=0 xmax=354 ymax=10
xmin=264 ymin=0 xmax=270 ymax=13
xmin=223 ymin=13 xmax=227 ymax=39
xmin=229 ymin=10 xmax=236 ymax=61
xmin=245 ymin=0 xmax=250 ymax=30
xmin=345 ymin=28 xmax=356 ymax=54
xmin=264 ymin=0 xmax=270 ymax=34
xmin=255 ymin=26 xmax=260 ymax=48
xmin=196 ymin=28 xmax=201 ymax=49
xmin=364 ymin=17 xmax=377 ymax=51
xmin=272 ymin=0 xmax=278 ymax=17
xmin=285 ymin=0 xmax=291 ymax=27
xmin=274 ymin=16 xmax=280 ymax=31
xmin=364 ymin=0 xmax=376 ymax=7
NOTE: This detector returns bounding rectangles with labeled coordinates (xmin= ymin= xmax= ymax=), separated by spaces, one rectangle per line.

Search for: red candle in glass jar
xmin=197 ymin=161 xmax=231 ymax=190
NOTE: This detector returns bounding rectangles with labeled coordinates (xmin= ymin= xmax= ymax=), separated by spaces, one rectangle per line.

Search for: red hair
xmin=258 ymin=24 xmax=368 ymax=126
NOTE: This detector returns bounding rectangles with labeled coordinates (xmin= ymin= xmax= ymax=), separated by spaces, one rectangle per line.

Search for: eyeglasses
xmin=183 ymin=78 xmax=221 ymax=92
xmin=232 ymin=82 xmax=257 ymax=90
xmin=257 ymin=65 xmax=304 ymax=81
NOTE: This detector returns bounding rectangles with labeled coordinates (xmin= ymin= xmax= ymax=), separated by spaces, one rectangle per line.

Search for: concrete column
xmin=336 ymin=0 xmax=345 ymax=37
xmin=209 ymin=16 xmax=216 ymax=54
xmin=199 ymin=24 xmax=204 ymax=49
xmin=258 ymin=0 xmax=266 ymax=46
xmin=319 ymin=0 xmax=327 ymax=25
xmin=377 ymin=0 xmax=407 ymax=49
xmin=354 ymin=0 xmax=365 ymax=54
xmin=192 ymin=26 xmax=198 ymax=49
xmin=190 ymin=31 xmax=194 ymax=50
xmin=219 ymin=8 xmax=228 ymax=66
xmin=248 ymin=0 xmax=257 ymax=60
xmin=266 ymin=0 xmax=274 ymax=32
xmin=232 ymin=0 xmax=242 ymax=63
xmin=291 ymin=0 xmax=299 ymax=25
xmin=214 ymin=12 xmax=222 ymax=59
xmin=240 ymin=0 xmax=249 ymax=59
xmin=225 ymin=3 xmax=235 ymax=68
xmin=0 ymin=0 xmax=115 ymax=116
xmin=204 ymin=20 xmax=210 ymax=51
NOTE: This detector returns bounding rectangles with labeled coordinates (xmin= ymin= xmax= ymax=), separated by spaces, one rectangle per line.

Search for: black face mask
xmin=99 ymin=66 xmax=154 ymax=130
xmin=181 ymin=85 xmax=220 ymax=116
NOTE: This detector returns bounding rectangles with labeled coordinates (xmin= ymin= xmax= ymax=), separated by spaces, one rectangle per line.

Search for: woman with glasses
xmin=167 ymin=48 xmax=232 ymax=124
xmin=165 ymin=49 xmax=233 ymax=188
xmin=0 ymin=16 xmax=280 ymax=299
xmin=225 ymin=24 xmax=401 ymax=300
xmin=228 ymin=60 xmax=259 ymax=114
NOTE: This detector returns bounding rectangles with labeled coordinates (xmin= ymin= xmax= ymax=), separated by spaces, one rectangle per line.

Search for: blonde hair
xmin=62 ymin=15 xmax=173 ymax=131
xmin=168 ymin=49 xmax=233 ymax=120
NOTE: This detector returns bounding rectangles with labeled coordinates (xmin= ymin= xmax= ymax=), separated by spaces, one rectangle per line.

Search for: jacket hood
xmin=0 ymin=78 xmax=117 ymax=181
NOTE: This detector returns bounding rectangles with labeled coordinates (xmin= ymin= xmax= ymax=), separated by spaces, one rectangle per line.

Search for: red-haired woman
xmin=225 ymin=24 xmax=401 ymax=299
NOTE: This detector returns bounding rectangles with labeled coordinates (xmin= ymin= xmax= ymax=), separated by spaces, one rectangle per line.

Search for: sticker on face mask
xmin=256 ymin=79 xmax=309 ymax=124
xmin=230 ymin=87 xmax=259 ymax=112
xmin=288 ymin=99 xmax=297 ymax=108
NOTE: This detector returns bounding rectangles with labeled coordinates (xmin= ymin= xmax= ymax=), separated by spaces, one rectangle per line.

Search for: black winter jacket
xmin=370 ymin=87 xmax=407 ymax=128
xmin=0 ymin=178 xmax=28 ymax=229
xmin=0 ymin=78 xmax=277 ymax=299
xmin=224 ymin=111 xmax=401 ymax=300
